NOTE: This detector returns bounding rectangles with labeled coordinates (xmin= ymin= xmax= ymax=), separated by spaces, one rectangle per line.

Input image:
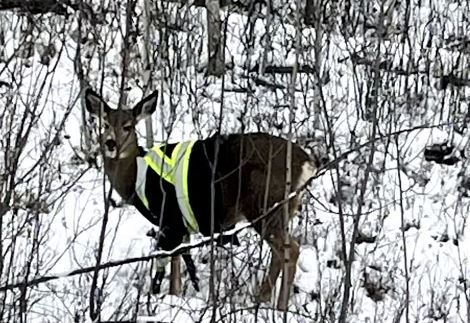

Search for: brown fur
xmin=215 ymin=133 xmax=313 ymax=309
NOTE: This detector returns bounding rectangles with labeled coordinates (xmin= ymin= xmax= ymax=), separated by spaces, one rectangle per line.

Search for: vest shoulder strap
xmin=172 ymin=141 xmax=198 ymax=233
xmin=145 ymin=146 xmax=175 ymax=184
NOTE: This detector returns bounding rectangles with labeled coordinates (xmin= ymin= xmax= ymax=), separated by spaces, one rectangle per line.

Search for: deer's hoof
xmin=277 ymin=301 xmax=288 ymax=312
xmin=258 ymin=282 xmax=272 ymax=303
xmin=277 ymin=293 xmax=290 ymax=311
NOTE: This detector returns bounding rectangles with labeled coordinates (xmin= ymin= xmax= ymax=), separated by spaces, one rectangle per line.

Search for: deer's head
xmin=84 ymin=89 xmax=158 ymax=159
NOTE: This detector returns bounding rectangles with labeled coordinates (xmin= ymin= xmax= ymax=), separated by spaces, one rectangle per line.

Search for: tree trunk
xmin=206 ymin=0 xmax=224 ymax=76
xmin=169 ymin=256 xmax=182 ymax=295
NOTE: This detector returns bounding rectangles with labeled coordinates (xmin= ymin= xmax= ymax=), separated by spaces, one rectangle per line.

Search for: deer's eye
xmin=103 ymin=123 xmax=109 ymax=129
xmin=123 ymin=125 xmax=133 ymax=132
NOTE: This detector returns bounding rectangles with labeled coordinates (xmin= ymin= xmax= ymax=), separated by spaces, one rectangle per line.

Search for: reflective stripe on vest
xmin=135 ymin=141 xmax=199 ymax=233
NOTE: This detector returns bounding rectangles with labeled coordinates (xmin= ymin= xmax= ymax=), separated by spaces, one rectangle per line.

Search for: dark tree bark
xmin=206 ymin=0 xmax=225 ymax=76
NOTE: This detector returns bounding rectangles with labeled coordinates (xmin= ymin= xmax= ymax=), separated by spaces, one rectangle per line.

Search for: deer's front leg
xmin=151 ymin=258 xmax=167 ymax=294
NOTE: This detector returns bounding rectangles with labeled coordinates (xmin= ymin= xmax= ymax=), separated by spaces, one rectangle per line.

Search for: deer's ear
xmin=84 ymin=89 xmax=111 ymax=117
xmin=133 ymin=90 xmax=158 ymax=122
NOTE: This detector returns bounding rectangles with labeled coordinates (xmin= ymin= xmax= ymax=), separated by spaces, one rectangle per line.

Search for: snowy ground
xmin=2 ymin=0 xmax=470 ymax=322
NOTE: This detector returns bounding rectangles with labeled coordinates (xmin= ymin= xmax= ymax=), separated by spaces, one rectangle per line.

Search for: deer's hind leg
xmin=257 ymin=226 xmax=283 ymax=303
xmin=277 ymin=237 xmax=299 ymax=311
xmin=254 ymin=210 xmax=300 ymax=310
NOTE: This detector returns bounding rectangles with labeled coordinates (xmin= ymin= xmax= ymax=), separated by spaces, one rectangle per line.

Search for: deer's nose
xmin=104 ymin=139 xmax=116 ymax=150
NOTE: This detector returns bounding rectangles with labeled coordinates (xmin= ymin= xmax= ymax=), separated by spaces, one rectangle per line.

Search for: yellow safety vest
xmin=135 ymin=141 xmax=199 ymax=233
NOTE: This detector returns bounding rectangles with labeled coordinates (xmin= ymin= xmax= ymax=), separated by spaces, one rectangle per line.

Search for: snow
xmin=3 ymin=0 xmax=470 ymax=322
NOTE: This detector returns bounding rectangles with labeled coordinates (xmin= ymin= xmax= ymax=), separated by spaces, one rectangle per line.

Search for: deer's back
xmin=186 ymin=133 xmax=313 ymax=232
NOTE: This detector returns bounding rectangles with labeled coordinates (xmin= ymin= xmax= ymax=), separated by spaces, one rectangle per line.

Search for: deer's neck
xmin=104 ymin=152 xmax=138 ymax=202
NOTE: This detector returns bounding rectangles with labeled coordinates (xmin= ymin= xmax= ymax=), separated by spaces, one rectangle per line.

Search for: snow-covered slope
xmin=2 ymin=1 xmax=470 ymax=322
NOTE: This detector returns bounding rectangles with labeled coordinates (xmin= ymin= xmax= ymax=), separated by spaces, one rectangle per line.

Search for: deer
xmin=84 ymin=88 xmax=321 ymax=310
